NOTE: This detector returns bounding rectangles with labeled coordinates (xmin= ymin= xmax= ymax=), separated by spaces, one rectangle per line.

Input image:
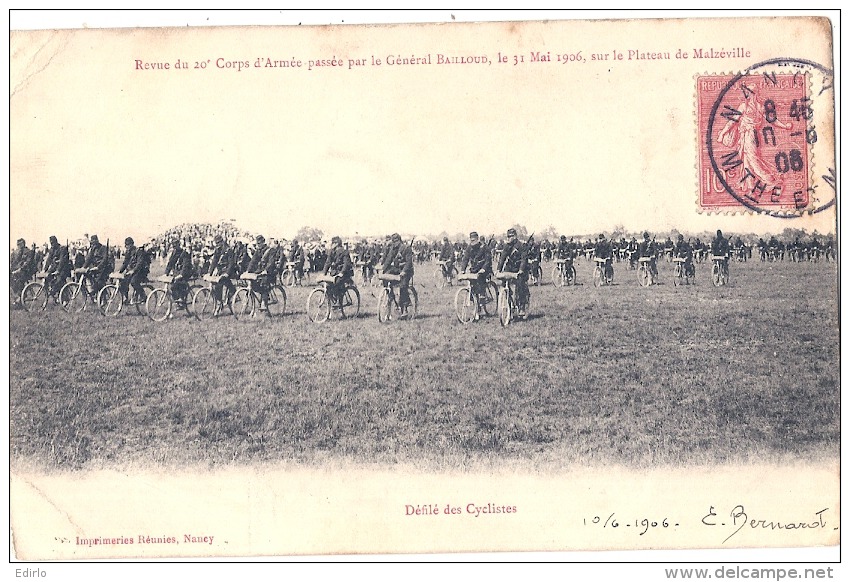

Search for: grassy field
xmin=9 ymin=257 xmax=839 ymax=472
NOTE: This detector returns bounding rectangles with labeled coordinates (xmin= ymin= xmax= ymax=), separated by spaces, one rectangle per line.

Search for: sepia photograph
xmin=7 ymin=10 xmax=840 ymax=568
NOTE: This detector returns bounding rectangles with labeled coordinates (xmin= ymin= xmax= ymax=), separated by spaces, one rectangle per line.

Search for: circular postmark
xmin=706 ymin=57 xmax=835 ymax=218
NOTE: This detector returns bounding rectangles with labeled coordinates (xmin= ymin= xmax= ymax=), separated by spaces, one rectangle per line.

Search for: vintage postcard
xmin=8 ymin=11 xmax=839 ymax=563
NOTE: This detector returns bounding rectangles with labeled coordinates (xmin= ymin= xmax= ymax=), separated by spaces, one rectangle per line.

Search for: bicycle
xmin=282 ymin=261 xmax=306 ymax=287
xmin=21 ymin=272 xmax=64 ymax=312
xmin=672 ymin=258 xmax=694 ymax=287
xmin=551 ymin=257 xmax=577 ymax=287
xmin=494 ymin=271 xmax=528 ymax=327
xmin=454 ymin=273 xmax=498 ymax=324
xmin=97 ymin=272 xmax=154 ymax=317
xmin=637 ymin=257 xmax=657 ymax=287
xmin=306 ymin=275 xmax=361 ymax=322
xmin=356 ymin=260 xmax=375 ymax=287
xmin=59 ymin=267 xmax=104 ymax=313
xmin=711 ymin=256 xmax=729 ymax=287
xmin=231 ymin=272 xmax=287 ymax=320
xmin=377 ymin=273 xmax=418 ymax=322
xmin=592 ymin=258 xmax=614 ymax=287
xmin=433 ymin=260 xmax=458 ymax=288
xmin=146 ymin=275 xmax=197 ymax=322
xmin=192 ymin=274 xmax=235 ymax=320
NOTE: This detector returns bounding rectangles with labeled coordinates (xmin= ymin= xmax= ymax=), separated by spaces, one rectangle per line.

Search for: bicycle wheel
xmin=340 ymin=285 xmax=361 ymax=319
xmin=266 ymin=285 xmax=287 ymax=317
xmin=99 ymin=285 xmax=123 ymax=317
xmin=132 ymin=284 xmax=153 ymax=315
xmin=146 ymin=289 xmax=172 ymax=322
xmin=637 ymin=265 xmax=651 ymax=287
xmin=193 ymin=287 xmax=216 ymax=320
xmin=712 ymin=264 xmax=722 ymax=287
xmin=232 ymin=288 xmax=254 ymax=319
xmin=377 ymin=288 xmax=394 ymax=322
xmin=673 ymin=265 xmax=682 ymax=287
xmin=551 ymin=265 xmax=564 ymax=287
xmin=60 ymin=282 xmax=86 ymax=313
xmin=433 ymin=268 xmax=446 ymax=289
xmin=284 ymin=270 xmax=296 ymax=287
xmin=455 ymin=287 xmax=478 ymax=324
xmin=306 ymin=287 xmax=331 ymax=322
xmin=404 ymin=286 xmax=418 ymax=320
xmin=498 ymin=287 xmax=512 ymax=327
xmin=566 ymin=265 xmax=577 ymax=286
xmin=21 ymin=282 xmax=47 ymax=312
xmin=481 ymin=281 xmax=499 ymax=317
xmin=183 ymin=284 xmax=202 ymax=316
xmin=592 ymin=266 xmax=603 ymax=288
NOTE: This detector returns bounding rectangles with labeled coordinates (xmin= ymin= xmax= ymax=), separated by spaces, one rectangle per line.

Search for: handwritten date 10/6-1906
xmin=584 ymin=513 xmax=678 ymax=536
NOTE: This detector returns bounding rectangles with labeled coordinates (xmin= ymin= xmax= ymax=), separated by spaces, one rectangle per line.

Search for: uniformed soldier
xmin=593 ymin=234 xmax=614 ymax=281
xmin=83 ymin=235 xmax=112 ymax=295
xmin=638 ymin=231 xmax=658 ymax=278
xmin=711 ymin=229 xmax=731 ymax=268
xmin=438 ymin=236 xmax=455 ymax=283
xmin=117 ymin=237 xmax=139 ymax=300
xmin=556 ymin=235 xmax=573 ymax=260
xmin=323 ymin=236 xmax=354 ymax=303
xmin=673 ymin=234 xmax=695 ymax=282
xmin=208 ymin=234 xmax=237 ymax=302
xmin=164 ymin=238 xmax=193 ymax=305
xmin=382 ymin=233 xmax=415 ymax=315
xmin=42 ymin=236 xmax=70 ymax=296
xmin=287 ymin=238 xmax=306 ymax=284
xmin=497 ymin=228 xmax=530 ymax=315
xmin=10 ymin=238 xmax=37 ymax=304
xmin=459 ymin=231 xmax=493 ymax=312
xmin=247 ymin=235 xmax=278 ymax=300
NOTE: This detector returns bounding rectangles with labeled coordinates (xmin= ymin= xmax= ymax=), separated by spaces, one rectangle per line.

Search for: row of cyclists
xmin=8 ymin=231 xmax=419 ymax=318
xmin=11 ymin=228 xmax=530 ymax=321
xmin=433 ymin=232 xmax=835 ymax=271
xmin=435 ymin=230 xmax=733 ymax=289
xmin=8 ymin=226 xmax=830 ymax=317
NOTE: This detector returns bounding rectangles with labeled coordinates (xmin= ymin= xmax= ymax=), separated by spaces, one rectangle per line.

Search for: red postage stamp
xmin=697 ymin=70 xmax=813 ymax=214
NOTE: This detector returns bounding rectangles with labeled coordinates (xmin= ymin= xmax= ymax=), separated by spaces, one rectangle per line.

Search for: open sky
xmin=9 ymin=11 xmax=838 ymax=246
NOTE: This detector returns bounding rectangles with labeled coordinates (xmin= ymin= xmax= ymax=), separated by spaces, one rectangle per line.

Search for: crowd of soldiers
xmin=10 ymin=222 xmax=837 ymax=312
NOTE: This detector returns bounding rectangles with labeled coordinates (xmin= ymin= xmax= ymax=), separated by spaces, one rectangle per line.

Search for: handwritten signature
xmin=702 ymin=505 xmax=832 ymax=544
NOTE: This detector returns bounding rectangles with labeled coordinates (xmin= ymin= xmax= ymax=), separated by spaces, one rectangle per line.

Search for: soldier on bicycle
xmin=323 ymin=236 xmax=355 ymax=304
xmin=11 ymin=238 xmax=38 ymax=306
xmin=247 ymin=235 xmax=278 ymax=294
xmin=459 ymin=231 xmax=492 ymax=307
xmin=43 ymin=236 xmax=71 ymax=296
xmin=638 ymin=231 xmax=659 ymax=278
xmin=438 ymin=236 xmax=455 ymax=282
xmin=497 ymin=228 xmax=529 ymax=316
xmin=164 ymin=238 xmax=193 ymax=306
xmin=556 ymin=235 xmax=573 ymax=260
xmin=118 ymin=237 xmax=150 ymax=302
xmin=593 ymin=234 xmax=614 ymax=281
xmin=673 ymin=234 xmax=695 ymax=279
xmin=382 ymin=233 xmax=415 ymax=316
xmin=208 ymin=234 xmax=237 ymax=301
xmin=711 ymin=229 xmax=731 ymax=272
xmin=83 ymin=235 xmax=112 ymax=295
